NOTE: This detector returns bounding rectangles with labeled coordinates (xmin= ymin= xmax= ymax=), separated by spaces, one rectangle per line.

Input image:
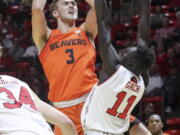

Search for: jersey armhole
xmin=38 ymin=29 xmax=60 ymax=57
xmin=79 ymin=27 xmax=96 ymax=48
xmin=97 ymin=65 xmax=122 ymax=87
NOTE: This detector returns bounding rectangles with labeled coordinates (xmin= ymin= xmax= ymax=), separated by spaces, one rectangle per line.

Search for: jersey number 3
xmin=0 ymin=87 xmax=37 ymax=110
xmin=65 ymin=49 xmax=75 ymax=64
xmin=106 ymin=91 xmax=136 ymax=119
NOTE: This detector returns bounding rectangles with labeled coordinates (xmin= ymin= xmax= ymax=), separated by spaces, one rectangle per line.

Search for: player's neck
xmin=57 ymin=20 xmax=76 ymax=34
xmin=123 ymin=64 xmax=141 ymax=77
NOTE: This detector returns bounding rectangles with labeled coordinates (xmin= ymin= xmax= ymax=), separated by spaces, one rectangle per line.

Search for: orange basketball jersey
xmin=39 ymin=27 xmax=98 ymax=102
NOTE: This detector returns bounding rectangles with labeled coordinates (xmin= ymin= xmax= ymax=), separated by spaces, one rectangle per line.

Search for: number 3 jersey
xmin=0 ymin=75 xmax=53 ymax=135
xmin=39 ymin=27 xmax=98 ymax=102
xmin=81 ymin=66 xmax=145 ymax=134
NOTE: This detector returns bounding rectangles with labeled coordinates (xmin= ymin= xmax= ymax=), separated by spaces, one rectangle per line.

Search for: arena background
xmin=0 ymin=0 xmax=180 ymax=134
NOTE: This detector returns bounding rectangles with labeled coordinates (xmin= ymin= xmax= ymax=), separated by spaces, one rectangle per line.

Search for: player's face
xmin=55 ymin=0 xmax=78 ymax=22
xmin=147 ymin=115 xmax=163 ymax=134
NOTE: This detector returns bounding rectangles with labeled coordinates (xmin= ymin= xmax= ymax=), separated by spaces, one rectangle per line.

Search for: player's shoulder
xmin=117 ymin=65 xmax=130 ymax=74
xmin=0 ymin=75 xmax=19 ymax=82
xmin=49 ymin=29 xmax=61 ymax=38
xmin=48 ymin=28 xmax=72 ymax=42
xmin=0 ymin=75 xmax=26 ymax=86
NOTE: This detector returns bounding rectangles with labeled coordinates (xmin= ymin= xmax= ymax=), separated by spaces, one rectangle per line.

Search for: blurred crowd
xmin=0 ymin=0 xmax=180 ymax=132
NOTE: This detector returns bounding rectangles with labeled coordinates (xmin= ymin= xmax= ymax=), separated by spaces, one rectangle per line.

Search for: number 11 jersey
xmin=39 ymin=27 xmax=98 ymax=102
xmin=81 ymin=66 xmax=145 ymax=134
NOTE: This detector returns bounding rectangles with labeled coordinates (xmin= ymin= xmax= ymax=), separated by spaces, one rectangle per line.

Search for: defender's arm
xmin=137 ymin=0 xmax=151 ymax=86
xmin=137 ymin=0 xmax=151 ymax=46
xmin=32 ymin=92 xmax=78 ymax=135
xmin=95 ymin=0 xmax=120 ymax=78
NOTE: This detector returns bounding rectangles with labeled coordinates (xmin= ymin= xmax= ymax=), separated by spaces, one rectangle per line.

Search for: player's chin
xmin=151 ymin=128 xmax=160 ymax=134
xmin=70 ymin=15 xmax=78 ymax=20
xmin=68 ymin=13 xmax=78 ymax=18
xmin=67 ymin=17 xmax=78 ymax=22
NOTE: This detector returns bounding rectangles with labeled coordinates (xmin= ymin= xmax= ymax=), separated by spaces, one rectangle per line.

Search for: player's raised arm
xmin=95 ymin=0 xmax=120 ymax=77
xmin=137 ymin=0 xmax=151 ymax=86
xmin=137 ymin=0 xmax=151 ymax=46
xmin=81 ymin=0 xmax=97 ymax=40
xmin=32 ymin=0 xmax=51 ymax=52
xmin=32 ymin=91 xmax=78 ymax=135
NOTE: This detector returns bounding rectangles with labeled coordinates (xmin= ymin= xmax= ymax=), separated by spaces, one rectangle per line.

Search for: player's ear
xmin=161 ymin=121 xmax=164 ymax=128
xmin=52 ymin=10 xmax=59 ymax=18
xmin=0 ymin=44 xmax=3 ymax=58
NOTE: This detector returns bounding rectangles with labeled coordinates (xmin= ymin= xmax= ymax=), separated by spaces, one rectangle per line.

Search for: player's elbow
xmin=32 ymin=7 xmax=43 ymax=14
xmin=32 ymin=1 xmax=45 ymax=12
xmin=60 ymin=120 xmax=77 ymax=135
xmin=99 ymin=32 xmax=111 ymax=46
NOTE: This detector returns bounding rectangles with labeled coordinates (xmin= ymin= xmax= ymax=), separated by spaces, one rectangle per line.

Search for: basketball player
xmin=0 ymin=44 xmax=77 ymax=135
xmin=32 ymin=0 xmax=98 ymax=134
xmin=81 ymin=0 xmax=155 ymax=134
xmin=147 ymin=114 xmax=170 ymax=135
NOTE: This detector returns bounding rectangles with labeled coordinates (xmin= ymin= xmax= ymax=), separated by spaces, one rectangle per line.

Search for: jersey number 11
xmin=106 ymin=91 xmax=136 ymax=119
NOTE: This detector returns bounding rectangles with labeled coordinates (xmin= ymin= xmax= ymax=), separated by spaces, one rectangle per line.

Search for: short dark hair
xmin=50 ymin=0 xmax=60 ymax=14
xmin=146 ymin=113 xmax=164 ymax=125
xmin=136 ymin=45 xmax=155 ymax=70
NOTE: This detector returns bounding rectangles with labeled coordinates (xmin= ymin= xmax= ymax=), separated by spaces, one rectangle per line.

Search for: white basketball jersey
xmin=81 ymin=66 xmax=145 ymax=134
xmin=0 ymin=75 xmax=54 ymax=135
